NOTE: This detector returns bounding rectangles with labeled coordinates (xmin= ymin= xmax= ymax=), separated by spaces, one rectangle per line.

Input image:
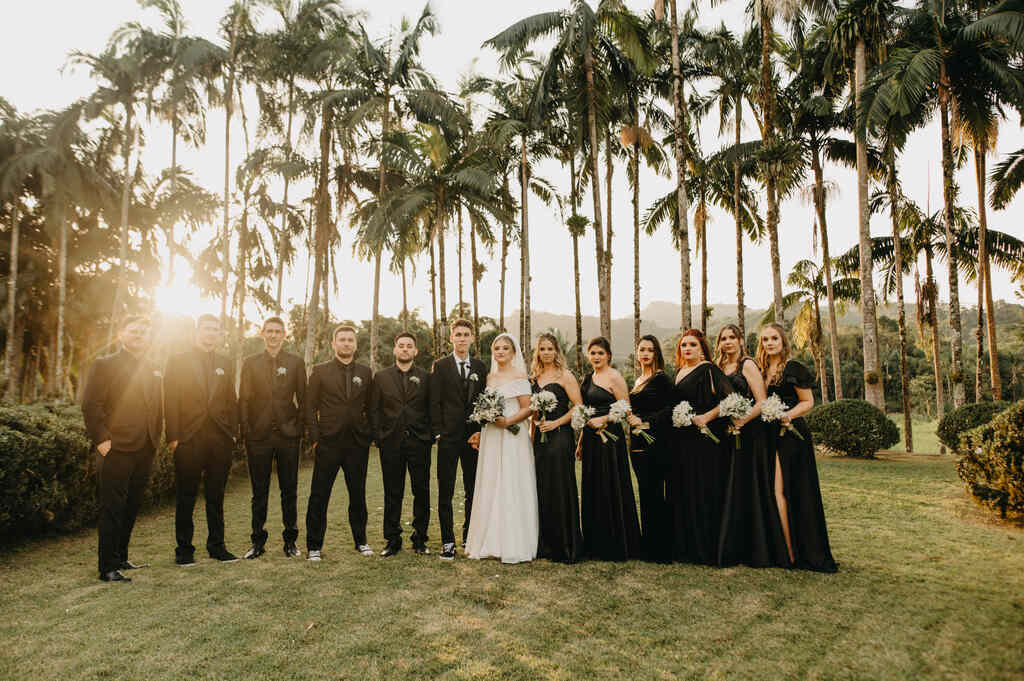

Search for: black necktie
xmin=459 ymin=360 xmax=467 ymax=380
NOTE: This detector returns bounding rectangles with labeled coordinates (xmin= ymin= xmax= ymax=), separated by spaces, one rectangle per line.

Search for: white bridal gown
xmin=465 ymin=378 xmax=539 ymax=564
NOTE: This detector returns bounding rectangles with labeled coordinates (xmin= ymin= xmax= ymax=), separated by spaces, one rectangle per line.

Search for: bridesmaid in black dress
xmin=714 ymin=324 xmax=778 ymax=568
xmin=658 ymin=329 xmax=735 ymax=565
xmin=756 ymin=322 xmax=838 ymax=573
xmin=626 ymin=335 xmax=673 ymax=562
xmin=579 ymin=337 xmax=642 ymax=561
xmin=529 ymin=333 xmax=584 ymax=563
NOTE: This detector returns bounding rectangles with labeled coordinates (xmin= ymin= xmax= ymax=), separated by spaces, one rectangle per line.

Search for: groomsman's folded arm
xmin=81 ymin=360 xmax=112 ymax=450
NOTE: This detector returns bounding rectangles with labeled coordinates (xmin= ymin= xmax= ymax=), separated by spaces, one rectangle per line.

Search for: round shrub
xmin=936 ymin=401 xmax=1010 ymax=450
xmin=805 ymin=398 xmax=899 ymax=458
xmin=958 ymin=400 xmax=1024 ymax=518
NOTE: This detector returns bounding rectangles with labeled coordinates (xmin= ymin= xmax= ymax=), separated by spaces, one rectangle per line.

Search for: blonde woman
xmin=757 ymin=323 xmax=837 ymax=573
xmin=529 ymin=334 xmax=584 ymax=563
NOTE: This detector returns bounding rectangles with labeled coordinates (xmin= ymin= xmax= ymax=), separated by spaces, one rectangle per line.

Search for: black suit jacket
xmin=81 ymin=350 xmax=163 ymax=451
xmin=305 ymin=358 xmax=372 ymax=447
xmin=164 ymin=348 xmax=239 ymax=444
xmin=429 ymin=354 xmax=488 ymax=444
xmin=239 ymin=350 xmax=306 ymax=441
xmin=369 ymin=364 xmax=432 ymax=450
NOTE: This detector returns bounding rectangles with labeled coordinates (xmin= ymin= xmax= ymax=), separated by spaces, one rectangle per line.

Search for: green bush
xmin=805 ymin=398 xmax=900 ymax=458
xmin=0 ymin=402 xmax=184 ymax=540
xmin=958 ymin=400 xmax=1024 ymax=518
xmin=936 ymin=401 xmax=1010 ymax=450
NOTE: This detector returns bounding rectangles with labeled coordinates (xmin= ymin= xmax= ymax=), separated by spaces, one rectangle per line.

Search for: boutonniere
xmin=276 ymin=366 xmax=287 ymax=376
xmin=409 ymin=375 xmax=421 ymax=385
xmin=215 ymin=367 xmax=225 ymax=376
xmin=153 ymin=370 xmax=162 ymax=379
xmin=352 ymin=375 xmax=363 ymax=387
xmin=468 ymin=372 xmax=479 ymax=382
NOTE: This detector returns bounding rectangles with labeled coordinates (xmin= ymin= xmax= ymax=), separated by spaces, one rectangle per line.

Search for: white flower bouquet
xmin=671 ymin=400 xmax=719 ymax=443
xmin=570 ymin=404 xmax=595 ymax=432
xmin=469 ymin=387 xmax=519 ymax=435
xmin=530 ymin=390 xmax=558 ymax=443
xmin=719 ymin=393 xmax=754 ymax=447
xmin=761 ymin=394 xmax=803 ymax=440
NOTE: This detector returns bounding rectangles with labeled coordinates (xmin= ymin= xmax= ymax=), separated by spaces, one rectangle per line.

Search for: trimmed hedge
xmin=937 ymin=401 xmax=1010 ymax=450
xmin=805 ymin=398 xmax=899 ymax=458
xmin=0 ymin=402 xmax=241 ymax=541
xmin=958 ymin=400 xmax=1024 ymax=518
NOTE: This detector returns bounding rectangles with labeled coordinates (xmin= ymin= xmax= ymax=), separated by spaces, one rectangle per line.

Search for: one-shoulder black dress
xmin=658 ymin=362 xmax=735 ymax=565
xmin=628 ymin=371 xmax=673 ymax=562
xmin=579 ymin=373 xmax=642 ymax=561
xmin=766 ymin=360 xmax=838 ymax=573
xmin=531 ymin=380 xmax=584 ymax=563
xmin=717 ymin=357 xmax=779 ymax=568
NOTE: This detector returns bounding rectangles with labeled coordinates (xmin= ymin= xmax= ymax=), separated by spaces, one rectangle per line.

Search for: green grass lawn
xmin=2 ymin=450 xmax=1022 ymax=681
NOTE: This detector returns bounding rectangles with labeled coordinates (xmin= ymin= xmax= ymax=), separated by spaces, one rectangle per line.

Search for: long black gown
xmin=717 ymin=357 xmax=780 ymax=568
xmin=579 ymin=373 xmax=642 ymax=561
xmin=531 ymin=380 xmax=584 ymax=563
xmin=767 ymin=360 xmax=838 ymax=573
xmin=628 ymin=371 xmax=673 ymax=562
xmin=659 ymin=362 xmax=735 ymax=565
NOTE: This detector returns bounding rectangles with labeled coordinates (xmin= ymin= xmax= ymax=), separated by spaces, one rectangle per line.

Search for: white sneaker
xmin=357 ymin=544 xmax=374 ymax=557
xmin=307 ymin=550 xmax=322 ymax=562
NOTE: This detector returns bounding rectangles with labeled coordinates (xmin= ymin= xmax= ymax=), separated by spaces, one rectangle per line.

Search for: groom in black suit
xmin=81 ymin=314 xmax=163 ymax=582
xmin=239 ymin=316 xmax=306 ymax=559
xmin=165 ymin=313 xmax=240 ymax=565
xmin=304 ymin=324 xmax=374 ymax=560
xmin=429 ymin=318 xmax=487 ymax=560
xmin=369 ymin=332 xmax=432 ymax=557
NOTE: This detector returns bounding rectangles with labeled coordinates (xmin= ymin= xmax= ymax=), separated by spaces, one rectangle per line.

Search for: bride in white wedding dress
xmin=464 ymin=333 xmax=539 ymax=564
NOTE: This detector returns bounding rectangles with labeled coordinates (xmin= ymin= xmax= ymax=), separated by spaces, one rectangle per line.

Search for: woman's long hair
xmin=634 ymin=334 xmax=666 ymax=374
xmin=529 ymin=333 xmax=566 ymax=379
xmin=714 ymin=323 xmax=747 ymax=369
xmin=755 ymin=322 xmax=792 ymax=386
xmin=675 ymin=328 xmax=712 ymax=368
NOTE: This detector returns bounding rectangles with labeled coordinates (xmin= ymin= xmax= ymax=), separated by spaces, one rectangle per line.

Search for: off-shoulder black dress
xmin=628 ymin=371 xmax=673 ymax=562
xmin=766 ymin=360 xmax=838 ymax=573
xmin=658 ymin=362 xmax=735 ymax=565
xmin=531 ymin=380 xmax=584 ymax=563
xmin=717 ymin=357 xmax=779 ymax=568
xmin=579 ymin=373 xmax=642 ymax=561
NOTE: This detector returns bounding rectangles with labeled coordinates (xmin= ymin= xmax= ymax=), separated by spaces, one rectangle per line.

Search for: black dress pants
xmin=379 ymin=437 xmax=431 ymax=547
xmin=437 ymin=438 xmax=478 ymax=545
xmin=96 ymin=444 xmax=155 ymax=575
xmin=174 ymin=419 xmax=234 ymax=558
xmin=305 ymin=435 xmax=368 ymax=551
xmin=246 ymin=433 xmax=300 ymax=547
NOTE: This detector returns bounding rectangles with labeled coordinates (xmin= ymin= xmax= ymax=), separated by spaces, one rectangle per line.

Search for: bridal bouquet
xmin=469 ymin=388 xmax=520 ymax=435
xmin=530 ymin=390 xmax=558 ymax=443
xmin=571 ymin=404 xmax=596 ymax=459
xmin=761 ymin=394 xmax=803 ymax=440
xmin=671 ymin=400 xmax=719 ymax=443
xmin=719 ymin=393 xmax=754 ymax=447
xmin=597 ymin=399 xmax=632 ymax=443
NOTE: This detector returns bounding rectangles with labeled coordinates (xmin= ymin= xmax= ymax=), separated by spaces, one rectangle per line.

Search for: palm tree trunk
xmin=371 ymin=90 xmax=391 ymax=372
xmin=605 ymin=129 xmax=614 ymax=282
xmin=370 ymin=251 xmax=382 ymax=372
xmin=855 ymin=40 xmax=884 ymax=410
xmin=457 ymin=206 xmax=465 ymax=314
xmin=699 ymin=205 xmax=708 ymax=335
xmin=5 ymin=198 xmax=20 ymax=399
xmin=760 ymin=2 xmax=783 ymax=324
xmin=305 ymin=102 xmax=333 ymax=367
xmin=110 ymin=110 xmax=134 ymax=343
xmin=813 ymin=296 xmax=829 ymax=402
xmin=733 ymin=98 xmax=745 ymax=342
xmin=429 ymin=237 xmax=439 ymax=356
xmin=500 ymin=177 xmax=510 ymax=333
xmin=584 ymin=42 xmax=610 ymax=339
xmin=924 ymin=250 xmax=945 ymax=422
xmin=812 ymin=148 xmax=844 ymax=399
xmin=168 ymin=117 xmax=178 ymax=285
xmin=275 ymin=79 xmax=295 ymax=312
xmin=221 ymin=79 xmax=233 ymax=322
xmin=470 ymin=225 xmax=480 ymax=356
xmin=975 ymin=279 xmax=984 ymax=401
xmin=888 ymin=159 xmax=912 ymax=450
xmin=938 ymin=72 xmax=966 ymax=408
xmin=521 ymin=134 xmax=531 ymax=351
xmin=975 ymin=146 xmax=1001 ymax=399
xmin=437 ymin=214 xmax=448 ymax=352
xmin=570 ymin=154 xmax=584 ymax=373
xmin=401 ymin=261 xmax=409 ymax=332
xmin=669 ymin=0 xmax=692 ymax=331
xmin=633 ymin=141 xmax=641 ymax=351
xmin=56 ymin=208 xmax=68 ymax=397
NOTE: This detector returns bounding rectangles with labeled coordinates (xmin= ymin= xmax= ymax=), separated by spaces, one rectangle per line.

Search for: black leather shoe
xmin=210 ymin=549 xmax=239 ymax=563
xmin=119 ymin=560 xmax=149 ymax=570
xmin=380 ymin=543 xmax=402 ymax=558
xmin=413 ymin=544 xmax=430 ymax=555
xmin=440 ymin=542 xmax=456 ymax=560
xmin=244 ymin=545 xmax=265 ymax=560
xmin=99 ymin=570 xmax=131 ymax=582
xmin=176 ymin=554 xmax=196 ymax=566
xmin=283 ymin=542 xmax=301 ymax=558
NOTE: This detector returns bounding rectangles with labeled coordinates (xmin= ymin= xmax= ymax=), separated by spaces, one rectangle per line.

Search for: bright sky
xmin=5 ymin=0 xmax=1023 ymax=326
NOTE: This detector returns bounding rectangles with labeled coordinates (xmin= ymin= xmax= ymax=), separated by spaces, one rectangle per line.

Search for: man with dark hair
xmin=239 ymin=317 xmax=306 ymax=559
xmin=369 ymin=333 xmax=432 ymax=557
xmin=165 ymin=314 xmax=240 ymax=565
xmin=304 ymin=324 xmax=374 ymax=560
xmin=429 ymin=318 xmax=487 ymax=560
xmin=82 ymin=315 xmax=163 ymax=582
